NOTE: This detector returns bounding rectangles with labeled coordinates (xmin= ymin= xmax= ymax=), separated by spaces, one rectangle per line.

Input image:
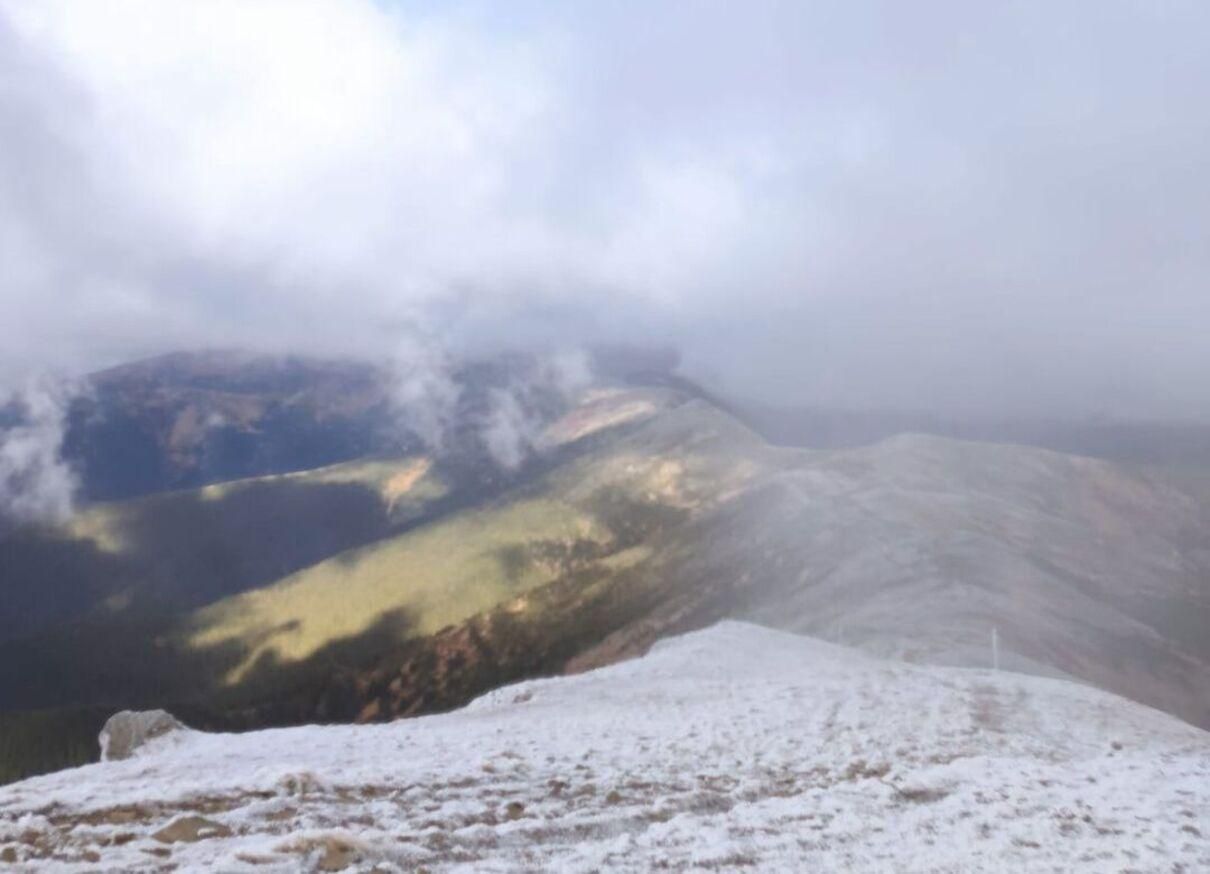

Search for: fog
xmin=0 ymin=376 xmax=78 ymax=524
xmin=2 ymin=0 xmax=1209 ymax=419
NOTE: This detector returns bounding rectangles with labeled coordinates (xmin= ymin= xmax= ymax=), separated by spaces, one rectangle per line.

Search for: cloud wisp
xmin=0 ymin=378 xmax=79 ymax=526
xmin=387 ymin=340 xmax=592 ymax=470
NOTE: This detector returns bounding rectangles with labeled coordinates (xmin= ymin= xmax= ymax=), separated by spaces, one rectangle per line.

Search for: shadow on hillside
xmin=1 ymin=479 xmax=403 ymax=649
xmin=0 ymin=431 xmax=699 ymax=784
xmin=0 ymin=609 xmax=422 ymax=784
xmin=0 ymin=609 xmax=256 ymax=714
xmin=178 ymin=607 xmax=420 ymax=730
xmin=196 ymin=488 xmax=702 ymax=729
xmin=114 ymin=480 xmax=395 ymax=609
xmin=0 ymin=461 xmax=553 ymax=718
xmin=0 ymin=609 xmax=261 ymax=785
xmin=0 ymin=528 xmax=131 ymax=640
xmin=0 ymin=705 xmax=116 ymax=786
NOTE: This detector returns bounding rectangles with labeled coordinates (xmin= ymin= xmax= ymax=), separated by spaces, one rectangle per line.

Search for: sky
xmin=1 ymin=0 xmax=1209 ymax=419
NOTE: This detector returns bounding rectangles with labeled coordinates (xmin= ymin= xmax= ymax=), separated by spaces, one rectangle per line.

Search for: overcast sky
xmin=1 ymin=0 xmax=1208 ymax=418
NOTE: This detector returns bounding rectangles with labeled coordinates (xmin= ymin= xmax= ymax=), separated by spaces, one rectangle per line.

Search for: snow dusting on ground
xmin=1 ymin=621 xmax=1208 ymax=872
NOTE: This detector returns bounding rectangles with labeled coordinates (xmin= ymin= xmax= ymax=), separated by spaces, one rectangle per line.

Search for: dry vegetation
xmin=183 ymin=496 xmax=612 ymax=681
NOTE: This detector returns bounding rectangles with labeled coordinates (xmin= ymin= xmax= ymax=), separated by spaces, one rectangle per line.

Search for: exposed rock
xmin=317 ymin=836 xmax=361 ymax=871
xmin=99 ymin=710 xmax=186 ymax=762
xmin=152 ymin=815 xmax=232 ymax=844
xmin=277 ymin=835 xmax=364 ymax=871
xmin=274 ymin=770 xmax=325 ymax=797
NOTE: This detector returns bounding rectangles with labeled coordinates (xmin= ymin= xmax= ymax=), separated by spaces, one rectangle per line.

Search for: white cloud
xmin=2 ymin=1 xmax=1210 ymax=418
xmin=387 ymin=331 xmax=462 ymax=453
xmin=0 ymin=377 xmax=79 ymax=525
xmin=0 ymin=0 xmax=764 ymax=375
xmin=387 ymin=336 xmax=592 ymax=469
xmin=479 ymin=347 xmax=592 ymax=469
xmin=5 ymin=0 xmax=548 ymax=289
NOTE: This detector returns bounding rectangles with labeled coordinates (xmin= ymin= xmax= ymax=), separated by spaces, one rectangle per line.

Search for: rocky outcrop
xmin=99 ymin=710 xmax=186 ymax=762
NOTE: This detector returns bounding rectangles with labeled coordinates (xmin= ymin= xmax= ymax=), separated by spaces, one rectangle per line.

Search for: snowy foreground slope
xmin=2 ymin=623 xmax=1208 ymax=872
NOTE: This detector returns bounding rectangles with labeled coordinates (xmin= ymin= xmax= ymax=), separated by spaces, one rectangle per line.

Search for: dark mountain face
xmin=58 ymin=348 xmax=609 ymax=502
xmin=1 ymin=348 xmax=668 ymax=644
xmin=62 ymin=352 xmax=398 ymax=502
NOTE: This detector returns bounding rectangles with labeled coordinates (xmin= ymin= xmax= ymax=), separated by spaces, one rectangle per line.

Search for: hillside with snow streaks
xmin=1 ymin=622 xmax=1208 ymax=872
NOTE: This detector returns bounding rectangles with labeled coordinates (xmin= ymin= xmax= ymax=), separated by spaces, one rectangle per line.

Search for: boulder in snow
xmin=99 ymin=710 xmax=186 ymax=761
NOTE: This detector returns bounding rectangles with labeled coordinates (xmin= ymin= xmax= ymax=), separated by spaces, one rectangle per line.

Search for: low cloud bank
xmin=2 ymin=2 xmax=1210 ymax=419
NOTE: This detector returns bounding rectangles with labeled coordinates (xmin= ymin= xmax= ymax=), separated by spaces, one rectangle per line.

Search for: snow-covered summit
xmin=1 ymin=621 xmax=1207 ymax=871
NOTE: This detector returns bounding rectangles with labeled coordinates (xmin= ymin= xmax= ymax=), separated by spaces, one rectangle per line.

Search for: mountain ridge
xmin=1 ymin=621 xmax=1206 ymax=871
xmin=4 ymin=354 xmax=1210 ymax=789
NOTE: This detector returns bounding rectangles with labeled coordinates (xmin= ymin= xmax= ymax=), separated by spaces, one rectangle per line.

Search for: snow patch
xmin=1 ymin=622 xmax=1207 ymax=871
